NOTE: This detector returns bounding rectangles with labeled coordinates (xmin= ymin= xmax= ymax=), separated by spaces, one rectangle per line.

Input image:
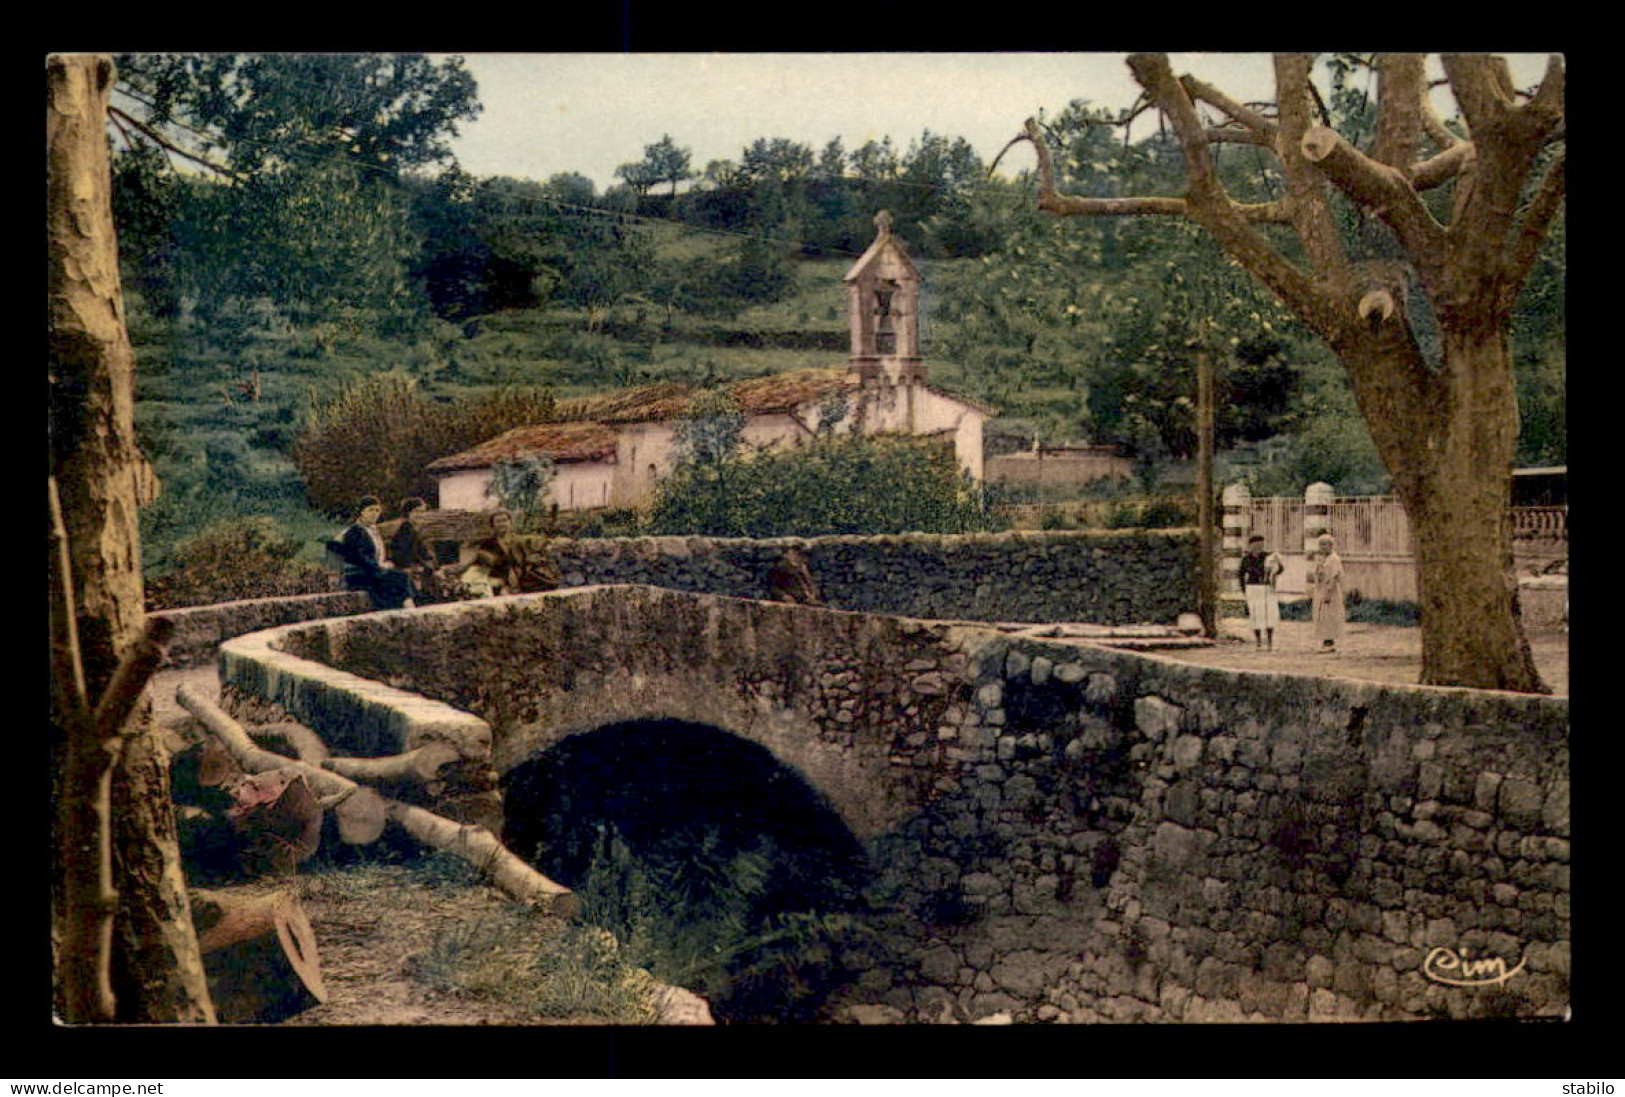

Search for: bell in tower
xmin=874 ymin=283 xmax=898 ymax=355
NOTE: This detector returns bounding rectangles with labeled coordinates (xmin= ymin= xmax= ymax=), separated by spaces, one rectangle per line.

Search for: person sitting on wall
xmin=331 ymin=495 xmax=417 ymax=610
xmin=446 ymin=509 xmax=561 ymax=597
xmin=1238 ymin=534 xmax=1285 ymax=650
xmin=388 ymin=496 xmax=446 ymax=602
xmin=767 ymin=546 xmax=822 ymax=606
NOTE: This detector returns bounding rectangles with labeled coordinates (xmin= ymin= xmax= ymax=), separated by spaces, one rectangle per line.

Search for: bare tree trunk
xmin=47 ymin=52 xmax=213 ymax=1023
xmin=1407 ymin=335 xmax=1545 ymax=693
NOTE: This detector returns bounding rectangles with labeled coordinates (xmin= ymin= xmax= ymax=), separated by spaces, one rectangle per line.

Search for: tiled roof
xmin=553 ymin=381 xmax=695 ymax=424
xmin=428 ymin=367 xmax=991 ymax=473
xmin=560 ymin=368 xmax=855 ymax=425
xmin=426 ymin=420 xmax=620 ymax=472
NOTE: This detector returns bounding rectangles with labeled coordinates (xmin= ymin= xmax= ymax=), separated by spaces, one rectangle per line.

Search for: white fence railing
xmin=1244 ymin=496 xmax=1567 ymax=556
xmin=1246 ymin=495 xmax=1413 ymax=557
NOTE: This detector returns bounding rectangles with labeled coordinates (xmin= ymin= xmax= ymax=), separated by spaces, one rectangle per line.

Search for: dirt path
xmin=1160 ymin=617 xmax=1568 ymax=696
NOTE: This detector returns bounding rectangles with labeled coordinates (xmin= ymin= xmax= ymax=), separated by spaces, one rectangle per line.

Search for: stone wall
xmin=177 ymin=527 xmax=1192 ymax=672
xmin=548 ymin=529 xmax=1197 ymax=625
xmin=220 ymin=585 xmax=1570 ymax=1024
xmin=863 ymin=633 xmax=1570 ymax=1024
xmin=153 ymin=591 xmax=371 ymax=667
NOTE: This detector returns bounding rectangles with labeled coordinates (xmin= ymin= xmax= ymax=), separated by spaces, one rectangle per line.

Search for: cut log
xmin=322 ymin=741 xmax=459 ymax=785
xmin=179 ymin=686 xmax=387 ymax=847
xmin=1358 ymin=287 xmax=1398 ymax=324
xmin=227 ymin=769 xmax=323 ymax=875
xmin=177 ymin=683 xmax=567 ymax=912
xmin=329 ymin=786 xmax=389 ymax=846
xmin=197 ymin=738 xmax=243 ymax=789
xmin=386 ymin=800 xmax=578 ymax=918
xmin=189 ymin=887 xmax=326 ymax=1023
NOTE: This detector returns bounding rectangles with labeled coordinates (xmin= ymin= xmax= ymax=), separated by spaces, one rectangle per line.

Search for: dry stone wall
xmin=856 ymin=634 xmax=1570 ymax=1024
xmin=153 ymin=591 xmax=370 ymax=667
xmin=220 ymin=584 xmax=1570 ymax=1024
xmin=548 ymin=529 xmax=1197 ymax=625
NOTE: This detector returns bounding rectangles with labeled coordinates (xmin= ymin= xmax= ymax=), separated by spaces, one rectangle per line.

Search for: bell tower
xmin=844 ymin=210 xmax=925 ymax=388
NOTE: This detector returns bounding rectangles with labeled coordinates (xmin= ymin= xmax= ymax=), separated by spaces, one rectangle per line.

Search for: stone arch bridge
xmin=217 ymin=583 xmax=1569 ymax=1025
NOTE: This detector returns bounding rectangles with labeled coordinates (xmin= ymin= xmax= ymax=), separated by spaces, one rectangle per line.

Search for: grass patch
xmin=1277 ymin=596 xmax=1419 ymax=626
xmin=413 ymin=910 xmax=657 ymax=1023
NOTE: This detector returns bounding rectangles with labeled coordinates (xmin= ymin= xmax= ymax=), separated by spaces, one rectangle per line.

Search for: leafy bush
xmin=1102 ymin=496 xmax=1195 ymax=529
xmin=294 ymin=373 xmax=556 ymax=516
xmin=1277 ymin=596 xmax=1418 ymax=626
xmin=570 ymin=823 xmax=870 ymax=1022
xmin=486 ymin=455 xmax=555 ymax=533
xmin=144 ymin=515 xmax=337 ymax=610
xmin=644 ymin=433 xmax=994 ymax=538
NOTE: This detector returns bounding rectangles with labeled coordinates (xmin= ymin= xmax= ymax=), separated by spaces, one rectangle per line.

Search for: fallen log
xmin=386 ymin=800 xmax=578 ymax=919
xmin=189 ymin=887 xmax=326 ymax=1023
xmin=178 ymin=684 xmax=352 ymax=799
xmin=248 ymin=722 xmax=330 ymax=766
xmin=178 ymin=685 xmax=388 ymax=847
xmin=177 ymin=683 xmax=573 ymax=913
xmin=322 ymin=741 xmax=459 ymax=785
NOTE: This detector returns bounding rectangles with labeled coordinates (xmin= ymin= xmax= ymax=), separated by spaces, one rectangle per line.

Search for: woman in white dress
xmin=1310 ymin=533 xmax=1346 ymax=653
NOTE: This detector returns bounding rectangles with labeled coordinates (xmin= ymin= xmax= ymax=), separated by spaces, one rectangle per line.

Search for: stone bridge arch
xmin=218 ymin=582 xmax=1570 ymax=1024
xmin=225 ymin=585 xmax=990 ymax=842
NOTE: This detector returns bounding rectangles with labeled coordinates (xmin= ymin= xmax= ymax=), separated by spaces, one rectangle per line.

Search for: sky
xmin=439 ymin=52 xmax=1557 ymax=190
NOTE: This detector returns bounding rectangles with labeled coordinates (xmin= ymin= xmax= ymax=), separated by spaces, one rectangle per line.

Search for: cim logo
xmin=1421 ymin=945 xmax=1527 ymax=988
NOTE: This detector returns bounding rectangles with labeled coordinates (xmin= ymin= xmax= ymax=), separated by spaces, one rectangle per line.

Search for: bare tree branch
xmin=1300 ymin=125 xmax=1448 ymax=264
xmin=1419 ymin=76 xmax=1462 ymax=150
xmin=1372 ymin=54 xmax=1427 ymax=169
xmin=1500 ymin=150 xmax=1566 ymax=313
xmin=1442 ymin=54 xmax=1519 ymax=135
xmin=1270 ymin=54 xmax=1353 ymax=289
xmin=107 ymin=106 xmax=243 ymax=181
xmin=1205 ymin=127 xmax=1275 ymax=148
xmin=1022 ymin=117 xmax=1186 ymax=217
xmin=1526 ymin=54 xmax=1566 ymax=122
xmin=1127 ymin=54 xmax=1220 ymax=196
xmin=1181 ymin=75 xmax=1278 ymax=140
xmin=1019 ymin=118 xmax=1290 ymax=223
xmin=1410 ymin=142 xmax=1476 ymax=191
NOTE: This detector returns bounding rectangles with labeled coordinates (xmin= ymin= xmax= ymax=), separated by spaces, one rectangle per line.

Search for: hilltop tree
xmin=616 ymin=134 xmax=695 ymax=197
xmin=1019 ymin=53 xmax=1563 ymax=691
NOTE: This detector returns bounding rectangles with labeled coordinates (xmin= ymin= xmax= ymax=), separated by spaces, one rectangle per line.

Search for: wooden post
xmin=1196 ymin=348 xmax=1216 ymax=636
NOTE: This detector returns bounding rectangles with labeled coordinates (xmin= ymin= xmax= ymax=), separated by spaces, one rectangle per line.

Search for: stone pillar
xmin=1304 ymin=482 xmax=1334 ymax=556
xmin=1221 ymin=482 xmax=1250 ymax=594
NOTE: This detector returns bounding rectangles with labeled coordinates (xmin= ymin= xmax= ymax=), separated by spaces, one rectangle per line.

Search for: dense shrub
xmin=144 ymin=515 xmax=337 ymax=610
xmin=294 ymin=373 xmax=556 ymax=516
xmin=1102 ymin=496 xmax=1196 ymax=530
xmin=644 ymin=433 xmax=994 ymax=538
